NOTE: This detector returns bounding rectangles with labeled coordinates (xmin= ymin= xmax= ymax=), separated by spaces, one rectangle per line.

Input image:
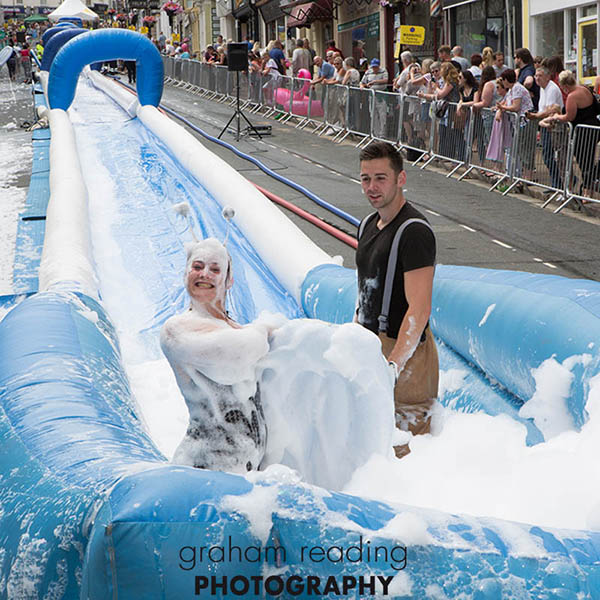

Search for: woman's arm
xmin=160 ymin=316 xmax=270 ymax=385
xmin=498 ymin=93 xmax=521 ymax=113
xmin=549 ymin=92 xmax=579 ymax=123
xmin=419 ymin=81 xmax=453 ymax=101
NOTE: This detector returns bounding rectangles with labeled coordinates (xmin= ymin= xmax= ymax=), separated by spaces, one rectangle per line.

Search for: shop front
xmin=232 ymin=0 xmax=257 ymax=41
xmin=444 ymin=0 xmax=520 ymax=60
xmin=529 ymin=0 xmax=598 ymax=84
xmin=337 ymin=2 xmax=381 ymax=69
xmin=257 ymin=0 xmax=285 ymax=43
xmin=391 ymin=0 xmax=444 ymax=63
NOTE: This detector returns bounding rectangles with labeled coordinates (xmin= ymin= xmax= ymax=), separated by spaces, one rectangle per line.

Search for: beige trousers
xmin=379 ymin=328 xmax=439 ymax=458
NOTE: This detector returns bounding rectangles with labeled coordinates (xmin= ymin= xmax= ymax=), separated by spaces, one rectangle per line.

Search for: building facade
xmin=442 ymin=0 xmax=521 ymax=63
xmin=526 ymin=0 xmax=598 ymax=84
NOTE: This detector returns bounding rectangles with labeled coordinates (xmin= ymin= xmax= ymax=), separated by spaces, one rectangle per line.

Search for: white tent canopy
xmin=48 ymin=0 xmax=99 ymax=22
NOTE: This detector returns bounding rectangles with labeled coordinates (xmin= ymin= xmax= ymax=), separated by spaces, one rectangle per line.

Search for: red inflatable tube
xmin=252 ymin=183 xmax=358 ymax=249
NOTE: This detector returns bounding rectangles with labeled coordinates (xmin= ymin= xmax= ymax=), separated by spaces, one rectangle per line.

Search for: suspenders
xmin=357 ymin=212 xmax=435 ymax=333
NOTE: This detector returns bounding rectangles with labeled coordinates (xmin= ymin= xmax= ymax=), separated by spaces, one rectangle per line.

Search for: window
xmin=533 ymin=11 xmax=564 ymax=59
xmin=582 ymin=3 xmax=597 ymax=18
xmin=567 ymin=8 xmax=577 ymax=63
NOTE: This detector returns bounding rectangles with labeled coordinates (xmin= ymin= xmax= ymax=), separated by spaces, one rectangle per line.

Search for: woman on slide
xmin=160 ymin=236 xmax=274 ymax=474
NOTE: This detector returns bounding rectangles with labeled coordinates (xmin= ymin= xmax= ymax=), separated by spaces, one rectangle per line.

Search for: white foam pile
xmin=0 ymin=125 xmax=31 ymax=295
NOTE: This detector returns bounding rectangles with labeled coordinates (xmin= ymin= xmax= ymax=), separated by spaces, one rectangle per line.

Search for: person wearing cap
xmin=360 ymin=58 xmax=390 ymax=137
xmin=160 ymin=237 xmax=276 ymax=474
xmin=360 ymin=58 xmax=388 ymax=91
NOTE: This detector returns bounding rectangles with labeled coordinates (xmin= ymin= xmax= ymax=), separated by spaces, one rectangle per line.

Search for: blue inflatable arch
xmin=41 ymin=22 xmax=78 ymax=47
xmin=47 ymin=29 xmax=163 ymax=110
xmin=40 ymin=28 xmax=86 ymax=72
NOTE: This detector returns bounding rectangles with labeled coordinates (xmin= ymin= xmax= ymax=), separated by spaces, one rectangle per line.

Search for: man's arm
xmin=523 ymin=74 xmax=534 ymax=90
xmin=387 ymin=266 xmax=434 ymax=372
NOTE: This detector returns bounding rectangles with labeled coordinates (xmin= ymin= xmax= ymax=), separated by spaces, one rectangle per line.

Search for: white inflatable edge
xmin=86 ymin=70 xmax=139 ymax=117
xmin=39 ymin=70 xmax=49 ymax=99
xmin=138 ymin=104 xmax=340 ymax=301
xmin=38 ymin=108 xmax=99 ymax=297
xmin=86 ymin=72 xmax=340 ymax=302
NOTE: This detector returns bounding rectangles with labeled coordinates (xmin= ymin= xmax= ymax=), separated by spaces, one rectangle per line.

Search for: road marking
xmin=533 ymin=257 xmax=543 ymax=262
xmin=315 ymin=164 xmax=324 ymax=168
xmin=425 ymin=209 xmax=440 ymax=216
xmin=492 ymin=239 xmax=513 ymax=249
xmin=267 ymin=144 xmax=276 ymax=149
xmin=351 ymin=178 xmax=361 ymax=184
xmin=281 ymin=148 xmax=289 ymax=153
xmin=459 ymin=224 xmax=476 ymax=232
xmin=543 ymin=262 xmax=558 ymax=269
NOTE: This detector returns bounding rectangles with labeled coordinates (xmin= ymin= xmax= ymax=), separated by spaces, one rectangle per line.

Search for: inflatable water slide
xmin=2 ymin=27 xmax=600 ymax=599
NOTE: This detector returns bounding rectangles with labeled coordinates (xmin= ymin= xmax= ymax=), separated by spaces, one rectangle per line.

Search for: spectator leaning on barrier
xmin=361 ymin=59 xmax=389 ymax=137
xmin=342 ymin=57 xmax=360 ymax=86
xmin=514 ymin=48 xmax=540 ymax=111
xmin=452 ymin=46 xmax=469 ymax=72
xmin=467 ymin=66 xmax=501 ymax=162
xmin=526 ymin=66 xmax=564 ymax=190
xmin=311 ymin=55 xmax=335 ymax=86
xmin=497 ymin=68 xmax=535 ymax=179
xmin=429 ymin=61 xmax=443 ymax=90
xmin=417 ymin=62 xmax=461 ymax=159
xmin=541 ymin=70 xmax=600 ymax=198
xmin=392 ymin=51 xmax=414 ymax=94
xmin=356 ymin=141 xmax=438 ymax=460
xmin=360 ymin=58 xmax=389 ymax=91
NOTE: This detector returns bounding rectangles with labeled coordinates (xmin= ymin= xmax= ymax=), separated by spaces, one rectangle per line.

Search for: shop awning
xmin=287 ymin=0 xmax=333 ymax=28
xmin=442 ymin=0 xmax=477 ymax=9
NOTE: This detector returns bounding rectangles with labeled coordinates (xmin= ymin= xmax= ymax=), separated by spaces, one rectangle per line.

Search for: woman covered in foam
xmin=160 ymin=209 xmax=273 ymax=474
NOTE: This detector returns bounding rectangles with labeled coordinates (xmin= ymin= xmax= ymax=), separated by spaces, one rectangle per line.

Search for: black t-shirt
xmin=356 ymin=202 xmax=436 ymax=339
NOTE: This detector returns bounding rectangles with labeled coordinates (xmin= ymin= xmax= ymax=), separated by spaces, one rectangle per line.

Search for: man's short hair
xmin=438 ymin=45 xmax=451 ymax=57
xmin=535 ymin=65 xmax=551 ymax=77
xmin=359 ymin=141 xmax=404 ymax=175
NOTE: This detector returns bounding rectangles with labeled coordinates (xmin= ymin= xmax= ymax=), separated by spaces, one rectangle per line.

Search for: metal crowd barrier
xmin=458 ymin=108 xmax=518 ymax=188
xmin=161 ymin=56 xmax=600 ymax=210
xmin=561 ymin=123 xmax=600 ymax=210
xmin=371 ymin=90 xmax=402 ymax=145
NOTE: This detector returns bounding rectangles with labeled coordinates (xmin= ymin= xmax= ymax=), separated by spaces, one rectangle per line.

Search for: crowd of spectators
xmin=163 ymin=37 xmax=600 ymax=195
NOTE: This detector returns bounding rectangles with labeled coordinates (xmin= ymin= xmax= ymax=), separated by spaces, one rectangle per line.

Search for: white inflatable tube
xmin=136 ymin=104 xmax=339 ymax=301
xmin=86 ymin=70 xmax=139 ymax=117
xmin=38 ymin=108 xmax=98 ymax=297
xmin=85 ymin=72 xmax=339 ymax=301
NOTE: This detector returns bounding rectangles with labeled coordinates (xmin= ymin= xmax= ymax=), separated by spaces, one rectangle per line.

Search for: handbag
xmin=433 ymin=99 xmax=448 ymax=119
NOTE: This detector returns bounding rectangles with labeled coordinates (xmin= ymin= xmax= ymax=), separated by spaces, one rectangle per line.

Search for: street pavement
xmin=160 ymin=82 xmax=600 ymax=281
xmin=5 ymin=70 xmax=600 ymax=282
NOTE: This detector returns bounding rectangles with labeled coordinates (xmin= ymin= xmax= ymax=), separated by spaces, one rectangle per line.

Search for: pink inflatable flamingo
xmin=273 ymin=69 xmax=324 ymax=117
